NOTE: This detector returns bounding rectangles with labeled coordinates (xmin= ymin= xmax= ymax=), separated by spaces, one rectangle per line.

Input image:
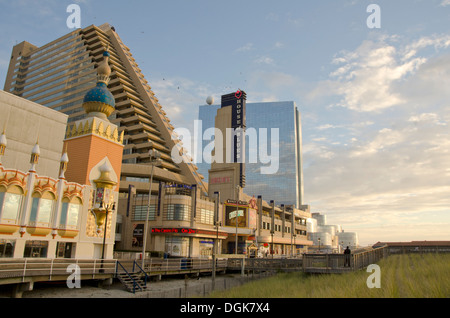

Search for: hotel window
xmin=0 ymin=186 xmax=24 ymax=223
xmin=29 ymin=192 xmax=55 ymax=226
xmin=133 ymin=205 xmax=156 ymax=221
xmin=164 ymin=204 xmax=190 ymax=221
xmin=198 ymin=208 xmax=214 ymax=225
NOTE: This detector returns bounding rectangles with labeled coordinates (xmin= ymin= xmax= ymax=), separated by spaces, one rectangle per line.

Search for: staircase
xmin=117 ymin=272 xmax=148 ymax=293
xmin=116 ymin=260 xmax=149 ymax=293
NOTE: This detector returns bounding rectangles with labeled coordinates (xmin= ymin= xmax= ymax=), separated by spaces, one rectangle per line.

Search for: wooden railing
xmin=227 ymin=258 xmax=303 ymax=272
xmin=0 ymin=258 xmax=116 ymax=281
xmin=302 ymin=246 xmax=389 ymax=273
xmin=0 ymin=245 xmax=394 ymax=285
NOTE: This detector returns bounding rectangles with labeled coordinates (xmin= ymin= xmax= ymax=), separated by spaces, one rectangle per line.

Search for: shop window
xmin=56 ymin=242 xmax=75 ymax=258
xmin=0 ymin=240 xmax=15 ymax=258
xmin=165 ymin=236 xmax=189 ymax=257
xmin=24 ymin=240 xmax=48 ymax=258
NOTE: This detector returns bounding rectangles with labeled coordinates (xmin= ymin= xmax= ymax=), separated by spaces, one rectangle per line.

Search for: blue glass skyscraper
xmin=197 ymin=101 xmax=304 ymax=208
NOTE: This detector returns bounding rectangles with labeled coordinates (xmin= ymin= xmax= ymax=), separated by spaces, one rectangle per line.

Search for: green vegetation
xmin=209 ymin=254 xmax=450 ymax=298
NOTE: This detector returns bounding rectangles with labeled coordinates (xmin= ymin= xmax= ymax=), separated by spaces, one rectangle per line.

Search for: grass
xmin=208 ymin=253 xmax=450 ymax=298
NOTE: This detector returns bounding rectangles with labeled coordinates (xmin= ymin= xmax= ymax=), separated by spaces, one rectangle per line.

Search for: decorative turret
xmin=82 ymin=49 xmax=115 ymax=120
xmin=0 ymin=128 xmax=6 ymax=165
xmin=29 ymin=139 xmax=40 ymax=172
xmin=59 ymin=145 xmax=69 ymax=179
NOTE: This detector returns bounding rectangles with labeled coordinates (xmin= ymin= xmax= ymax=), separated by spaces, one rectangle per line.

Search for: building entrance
xmin=56 ymin=242 xmax=75 ymax=258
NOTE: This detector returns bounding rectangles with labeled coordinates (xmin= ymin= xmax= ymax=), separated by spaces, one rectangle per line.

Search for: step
xmin=117 ymin=272 xmax=148 ymax=293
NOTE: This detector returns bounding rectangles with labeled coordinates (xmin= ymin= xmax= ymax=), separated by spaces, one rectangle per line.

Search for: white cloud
xmin=322 ymin=34 xmax=450 ymax=113
xmin=274 ymin=41 xmax=284 ymax=49
xmin=235 ymin=43 xmax=253 ymax=53
xmin=254 ymin=56 xmax=275 ymax=65
xmin=440 ymin=0 xmax=450 ymax=6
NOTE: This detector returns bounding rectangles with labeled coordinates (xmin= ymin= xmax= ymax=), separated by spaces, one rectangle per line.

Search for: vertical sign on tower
xmin=221 ymin=90 xmax=246 ymax=187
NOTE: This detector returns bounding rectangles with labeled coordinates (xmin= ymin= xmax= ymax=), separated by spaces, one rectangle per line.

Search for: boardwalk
xmin=0 ymin=245 xmax=390 ymax=297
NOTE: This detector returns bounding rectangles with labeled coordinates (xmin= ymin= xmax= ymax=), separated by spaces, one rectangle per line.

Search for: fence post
xmin=49 ymin=258 xmax=54 ymax=280
xmin=21 ymin=259 xmax=27 ymax=282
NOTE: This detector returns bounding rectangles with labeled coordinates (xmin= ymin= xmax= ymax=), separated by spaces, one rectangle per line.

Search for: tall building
xmin=200 ymin=93 xmax=312 ymax=255
xmin=3 ymin=23 xmax=206 ymax=194
xmin=198 ymin=101 xmax=304 ymax=208
xmin=3 ymin=23 xmax=212 ymax=255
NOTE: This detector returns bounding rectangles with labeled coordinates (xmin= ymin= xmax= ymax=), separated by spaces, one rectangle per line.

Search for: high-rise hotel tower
xmin=4 ymin=23 xmax=206 ymax=195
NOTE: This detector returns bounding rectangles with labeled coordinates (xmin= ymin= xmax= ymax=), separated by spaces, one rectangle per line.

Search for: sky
xmin=0 ymin=0 xmax=450 ymax=246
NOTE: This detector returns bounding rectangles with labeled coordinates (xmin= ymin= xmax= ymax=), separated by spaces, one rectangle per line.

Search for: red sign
xmin=152 ymin=228 xmax=197 ymax=234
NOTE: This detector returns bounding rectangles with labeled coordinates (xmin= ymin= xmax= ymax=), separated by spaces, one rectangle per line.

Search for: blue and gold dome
xmin=83 ymin=51 xmax=115 ymax=119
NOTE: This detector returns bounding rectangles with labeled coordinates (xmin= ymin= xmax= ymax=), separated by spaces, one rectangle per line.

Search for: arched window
xmin=29 ymin=191 xmax=55 ymax=226
xmin=60 ymin=197 xmax=81 ymax=229
xmin=0 ymin=185 xmax=24 ymax=223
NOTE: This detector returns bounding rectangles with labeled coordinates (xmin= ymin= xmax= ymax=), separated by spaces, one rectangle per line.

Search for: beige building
xmin=0 ymin=89 xmax=118 ymax=259
xmin=0 ymin=91 xmax=67 ymax=178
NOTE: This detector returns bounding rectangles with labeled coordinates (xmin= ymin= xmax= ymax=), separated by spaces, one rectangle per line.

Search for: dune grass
xmin=208 ymin=253 xmax=450 ymax=298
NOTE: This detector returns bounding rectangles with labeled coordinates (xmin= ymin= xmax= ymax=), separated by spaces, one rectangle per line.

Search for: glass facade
xmin=198 ymin=101 xmax=304 ymax=207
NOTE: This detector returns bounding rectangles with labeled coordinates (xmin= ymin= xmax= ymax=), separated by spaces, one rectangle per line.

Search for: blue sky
xmin=1 ymin=0 xmax=450 ymax=245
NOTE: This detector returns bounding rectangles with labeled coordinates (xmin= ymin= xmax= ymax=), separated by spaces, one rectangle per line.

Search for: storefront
xmin=151 ymin=227 xmax=228 ymax=258
xmin=0 ymin=239 xmax=14 ymax=258
xmin=56 ymin=242 xmax=76 ymax=258
xmin=23 ymin=240 xmax=48 ymax=258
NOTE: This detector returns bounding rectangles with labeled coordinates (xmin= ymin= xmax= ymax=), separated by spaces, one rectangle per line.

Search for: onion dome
xmin=82 ymin=50 xmax=115 ymax=120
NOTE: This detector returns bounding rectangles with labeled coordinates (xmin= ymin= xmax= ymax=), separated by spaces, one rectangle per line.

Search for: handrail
xmin=132 ymin=260 xmax=149 ymax=287
xmin=116 ymin=260 xmax=142 ymax=293
xmin=0 ymin=258 xmax=116 ymax=280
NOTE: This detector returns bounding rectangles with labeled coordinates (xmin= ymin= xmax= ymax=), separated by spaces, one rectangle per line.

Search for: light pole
xmin=141 ymin=149 xmax=162 ymax=269
xmin=99 ymin=201 xmax=115 ymax=272
xmin=91 ymin=162 xmax=117 ymax=272
xmin=235 ymin=185 xmax=240 ymax=255
xmin=318 ymin=237 xmax=321 ymax=253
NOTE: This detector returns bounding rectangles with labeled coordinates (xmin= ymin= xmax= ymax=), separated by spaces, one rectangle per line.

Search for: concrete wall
xmin=0 ymin=90 xmax=68 ymax=179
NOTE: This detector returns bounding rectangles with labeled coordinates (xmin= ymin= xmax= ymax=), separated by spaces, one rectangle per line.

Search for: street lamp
xmin=141 ymin=149 xmax=162 ymax=269
xmin=318 ymin=237 xmax=321 ymax=253
xmin=91 ymin=162 xmax=117 ymax=272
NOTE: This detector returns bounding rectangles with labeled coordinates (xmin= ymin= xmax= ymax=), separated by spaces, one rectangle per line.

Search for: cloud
xmin=254 ymin=56 xmax=275 ymax=65
xmin=235 ymin=43 xmax=253 ymax=53
xmin=440 ymin=0 xmax=450 ymax=6
xmin=318 ymin=34 xmax=450 ymax=113
xmin=304 ymin=108 xmax=450 ymax=244
xmin=274 ymin=42 xmax=284 ymax=49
